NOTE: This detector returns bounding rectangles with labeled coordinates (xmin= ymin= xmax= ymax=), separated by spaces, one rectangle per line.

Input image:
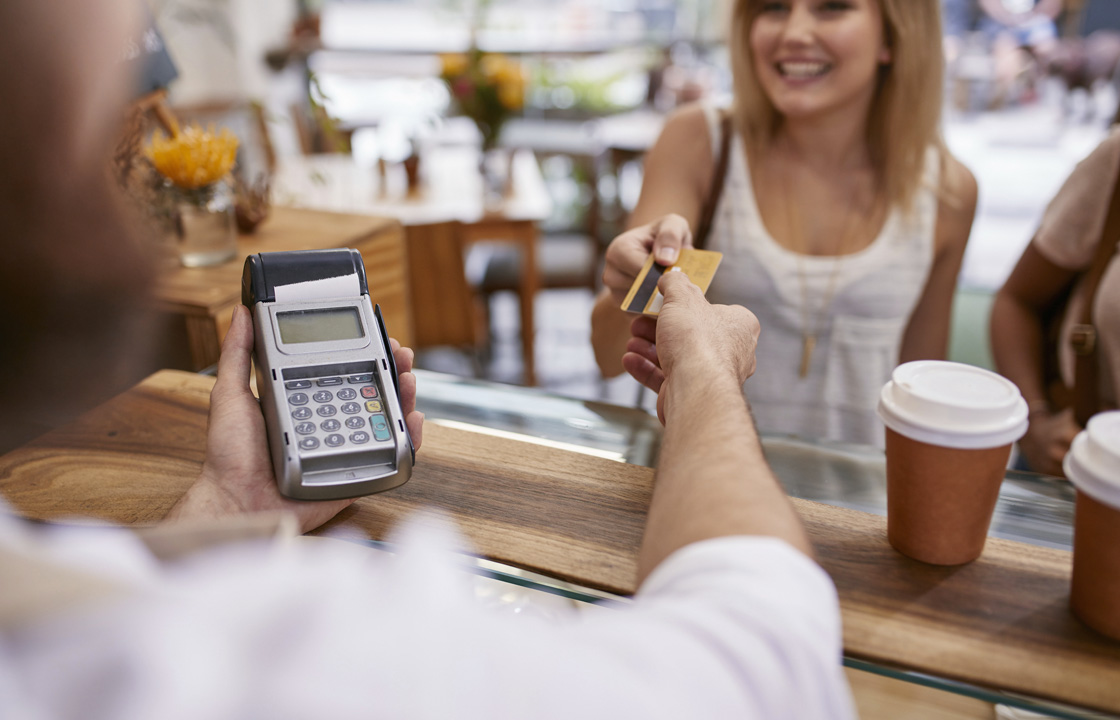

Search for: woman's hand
xmin=165 ymin=305 xmax=425 ymax=533
xmin=1019 ymin=406 xmax=1079 ymax=478
xmin=601 ymin=214 xmax=694 ymax=306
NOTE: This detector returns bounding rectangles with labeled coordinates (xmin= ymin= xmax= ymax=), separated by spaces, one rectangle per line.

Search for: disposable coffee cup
xmin=877 ymin=361 xmax=1028 ymax=565
xmin=1063 ymin=411 xmax=1120 ymax=641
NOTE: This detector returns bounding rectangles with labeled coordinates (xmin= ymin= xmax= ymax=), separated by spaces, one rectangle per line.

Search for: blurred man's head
xmin=0 ymin=2 xmax=155 ymax=450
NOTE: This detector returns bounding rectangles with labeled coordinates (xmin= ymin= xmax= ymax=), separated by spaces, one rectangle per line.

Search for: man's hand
xmin=622 ymin=270 xmax=759 ymax=424
xmin=601 ymin=214 xmax=693 ymax=306
xmin=634 ymin=263 xmax=814 ymax=582
xmin=1019 ymin=406 xmax=1079 ymax=478
xmin=165 ymin=305 xmax=425 ymax=533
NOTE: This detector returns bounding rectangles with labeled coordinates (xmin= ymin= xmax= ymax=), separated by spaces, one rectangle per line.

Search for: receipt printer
xmin=242 ymin=249 xmax=414 ymax=500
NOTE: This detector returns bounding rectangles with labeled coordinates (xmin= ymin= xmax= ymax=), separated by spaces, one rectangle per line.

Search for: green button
xmin=370 ymin=413 xmax=391 ymax=442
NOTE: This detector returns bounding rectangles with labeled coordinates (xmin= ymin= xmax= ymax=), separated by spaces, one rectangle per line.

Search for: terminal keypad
xmin=284 ymin=373 xmax=395 ymax=455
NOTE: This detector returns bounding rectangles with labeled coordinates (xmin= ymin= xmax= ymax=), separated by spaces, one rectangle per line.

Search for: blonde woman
xmin=592 ymin=0 xmax=977 ymax=446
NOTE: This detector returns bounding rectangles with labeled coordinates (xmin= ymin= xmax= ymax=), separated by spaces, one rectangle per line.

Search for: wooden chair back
xmin=405 ymin=222 xmax=482 ymax=350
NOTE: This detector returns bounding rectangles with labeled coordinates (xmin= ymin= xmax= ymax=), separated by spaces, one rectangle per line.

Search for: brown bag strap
xmin=1072 ymin=153 xmax=1120 ymax=426
xmin=694 ymin=111 xmax=733 ymax=251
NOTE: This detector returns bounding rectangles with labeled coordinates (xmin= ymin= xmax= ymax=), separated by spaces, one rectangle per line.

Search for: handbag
xmin=694 ymin=110 xmax=733 ymax=251
xmin=1042 ymin=151 xmax=1120 ymax=427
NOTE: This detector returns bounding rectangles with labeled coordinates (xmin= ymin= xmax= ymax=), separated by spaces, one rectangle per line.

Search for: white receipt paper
xmin=273 ymin=274 xmax=361 ymax=303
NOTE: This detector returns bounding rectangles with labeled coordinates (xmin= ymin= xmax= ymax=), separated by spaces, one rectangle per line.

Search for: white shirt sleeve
xmin=613 ymin=536 xmax=854 ymax=719
xmin=1 ymin=515 xmax=852 ymax=720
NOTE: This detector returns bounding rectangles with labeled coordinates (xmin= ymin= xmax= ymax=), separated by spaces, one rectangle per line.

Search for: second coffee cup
xmin=1063 ymin=411 xmax=1120 ymax=641
xmin=877 ymin=361 xmax=1028 ymax=565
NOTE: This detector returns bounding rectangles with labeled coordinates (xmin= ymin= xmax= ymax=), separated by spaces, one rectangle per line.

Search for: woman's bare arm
xmin=899 ymin=155 xmax=977 ymax=363
xmin=991 ymin=242 xmax=1080 ymax=475
xmin=591 ymin=104 xmax=714 ymax=377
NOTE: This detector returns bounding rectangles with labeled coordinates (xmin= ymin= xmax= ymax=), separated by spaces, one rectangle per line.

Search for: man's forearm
xmin=636 ymin=363 xmax=812 ymax=586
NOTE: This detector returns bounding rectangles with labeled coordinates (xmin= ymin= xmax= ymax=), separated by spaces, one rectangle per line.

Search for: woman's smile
xmin=775 ymin=60 xmax=834 ymax=81
xmin=750 ymin=0 xmax=889 ymax=121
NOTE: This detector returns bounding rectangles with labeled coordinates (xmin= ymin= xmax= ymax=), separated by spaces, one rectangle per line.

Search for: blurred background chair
xmin=405 ymin=221 xmax=488 ymax=377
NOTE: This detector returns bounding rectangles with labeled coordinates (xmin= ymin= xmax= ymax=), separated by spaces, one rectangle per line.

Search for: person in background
xmin=942 ymin=0 xmax=978 ymax=66
xmin=593 ymin=0 xmax=977 ymax=448
xmin=1 ymin=3 xmax=854 ymax=717
xmin=977 ymin=0 xmax=1062 ymax=106
xmin=991 ymin=127 xmax=1120 ymax=477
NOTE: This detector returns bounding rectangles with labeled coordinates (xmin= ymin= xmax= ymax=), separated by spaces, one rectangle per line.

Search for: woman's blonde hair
xmin=729 ymin=0 xmax=945 ymax=213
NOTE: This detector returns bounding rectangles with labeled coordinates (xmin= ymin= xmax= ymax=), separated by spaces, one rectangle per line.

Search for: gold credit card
xmin=620 ymin=248 xmax=723 ymax=316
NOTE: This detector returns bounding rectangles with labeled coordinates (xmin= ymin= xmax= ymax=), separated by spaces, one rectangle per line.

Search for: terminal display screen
xmin=277 ymin=308 xmax=364 ymax=344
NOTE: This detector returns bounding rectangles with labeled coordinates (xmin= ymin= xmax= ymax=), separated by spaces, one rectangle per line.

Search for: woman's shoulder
xmin=1097 ymin=125 xmax=1120 ymax=155
xmin=1048 ymin=128 xmax=1120 ymax=204
xmin=645 ymin=102 xmax=721 ymax=190
xmin=932 ymin=149 xmax=978 ymax=253
xmin=1034 ymin=128 xmax=1120 ymax=265
xmin=658 ymin=102 xmax=718 ymax=145
xmin=934 ymin=149 xmax=978 ymax=214
xmin=937 ymin=149 xmax=978 ymax=204
xmin=1073 ymin=127 xmax=1120 ymax=181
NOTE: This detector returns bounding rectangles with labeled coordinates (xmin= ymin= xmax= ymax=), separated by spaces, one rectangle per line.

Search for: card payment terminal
xmin=242 ymin=249 xmax=415 ymax=500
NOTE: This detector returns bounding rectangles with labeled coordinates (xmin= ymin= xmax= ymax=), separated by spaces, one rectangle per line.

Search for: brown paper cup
xmin=885 ymin=428 xmax=1011 ymax=565
xmin=1070 ymin=492 xmax=1120 ymax=640
xmin=1064 ymin=413 xmax=1120 ymax=640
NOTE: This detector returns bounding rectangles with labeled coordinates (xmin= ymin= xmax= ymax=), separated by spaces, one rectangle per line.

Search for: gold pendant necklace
xmin=783 ymin=173 xmax=859 ymax=379
xmin=798 ymin=333 xmax=817 ymax=379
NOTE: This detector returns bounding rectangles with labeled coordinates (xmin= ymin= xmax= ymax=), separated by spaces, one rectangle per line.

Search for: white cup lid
xmin=877 ymin=361 xmax=1028 ymax=449
xmin=1064 ymin=411 xmax=1120 ymax=510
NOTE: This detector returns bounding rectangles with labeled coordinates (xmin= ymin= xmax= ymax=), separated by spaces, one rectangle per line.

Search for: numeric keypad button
xmin=312 ymin=390 xmax=334 ymax=403
xmin=292 ymin=407 xmax=312 ymax=421
xmin=299 ymin=437 xmax=320 ymax=451
xmin=345 ymin=417 xmax=366 ymax=430
xmin=316 ymin=405 xmax=337 ymax=417
xmin=289 ymin=393 xmax=309 ymax=406
xmin=320 ymin=419 xmax=340 ymax=432
xmin=341 ymin=402 xmax=362 ymax=415
xmin=337 ymin=388 xmax=357 ymax=401
xmin=349 ymin=431 xmax=370 ymax=444
xmin=295 ymin=422 xmax=316 ymax=435
xmin=325 ymin=434 xmax=345 ymax=447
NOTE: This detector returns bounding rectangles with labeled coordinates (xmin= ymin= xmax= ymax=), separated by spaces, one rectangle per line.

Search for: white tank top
xmin=701 ymin=105 xmax=939 ymax=447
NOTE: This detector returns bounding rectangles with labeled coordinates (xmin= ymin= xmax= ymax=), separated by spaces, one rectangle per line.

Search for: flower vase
xmin=174 ymin=180 xmax=238 ymax=268
xmin=479 ymin=146 xmax=511 ymax=208
xmin=403 ymin=151 xmax=422 ymax=195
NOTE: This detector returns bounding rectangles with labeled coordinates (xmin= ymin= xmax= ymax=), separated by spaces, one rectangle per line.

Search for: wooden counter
xmin=1 ymin=370 xmax=1118 ymax=714
xmin=155 ymin=207 xmax=411 ymax=370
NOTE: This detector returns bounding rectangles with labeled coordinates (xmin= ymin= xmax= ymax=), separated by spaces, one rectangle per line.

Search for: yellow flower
xmin=146 ymin=123 xmax=239 ymax=190
xmin=478 ymin=54 xmax=523 ymax=109
xmin=498 ymin=80 xmax=523 ymax=110
xmin=479 ymin=53 xmax=514 ymax=80
xmin=440 ymin=53 xmax=469 ymax=78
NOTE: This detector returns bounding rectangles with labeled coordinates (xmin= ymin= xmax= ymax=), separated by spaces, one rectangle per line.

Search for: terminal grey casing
xmin=242 ymin=250 xmax=413 ymax=500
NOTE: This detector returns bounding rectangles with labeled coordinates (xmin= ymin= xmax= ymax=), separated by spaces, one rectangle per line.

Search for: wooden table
xmin=272 ymin=147 xmax=552 ymax=386
xmin=2 ymin=369 xmax=1119 ymax=715
xmin=155 ymin=206 xmax=410 ymax=371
